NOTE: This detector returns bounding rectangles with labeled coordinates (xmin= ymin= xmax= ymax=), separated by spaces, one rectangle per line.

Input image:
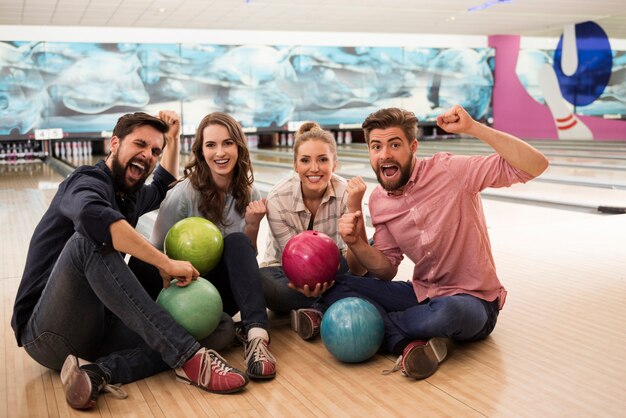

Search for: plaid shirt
xmin=261 ymin=173 xmax=348 ymax=267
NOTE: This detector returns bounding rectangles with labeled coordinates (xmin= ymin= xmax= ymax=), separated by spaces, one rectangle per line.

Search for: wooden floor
xmin=2 ymin=158 xmax=626 ymax=417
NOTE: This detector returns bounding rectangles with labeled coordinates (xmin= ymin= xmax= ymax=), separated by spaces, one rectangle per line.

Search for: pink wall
xmin=488 ymin=35 xmax=626 ymax=141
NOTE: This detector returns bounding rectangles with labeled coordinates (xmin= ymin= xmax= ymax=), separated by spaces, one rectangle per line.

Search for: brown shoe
xmin=384 ymin=338 xmax=448 ymax=380
xmin=60 ymin=355 xmax=127 ymax=410
xmin=290 ymin=309 xmax=322 ymax=340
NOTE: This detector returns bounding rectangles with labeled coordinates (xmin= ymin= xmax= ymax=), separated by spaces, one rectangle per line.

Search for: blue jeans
xmin=20 ymin=233 xmax=201 ymax=384
xmin=130 ymin=232 xmax=268 ymax=334
xmin=320 ymin=275 xmax=500 ymax=355
xmin=260 ymin=254 xmax=349 ymax=314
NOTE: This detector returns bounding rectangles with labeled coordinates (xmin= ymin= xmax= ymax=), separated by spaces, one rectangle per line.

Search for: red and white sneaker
xmin=384 ymin=338 xmax=448 ymax=380
xmin=175 ymin=348 xmax=248 ymax=393
xmin=290 ymin=308 xmax=322 ymax=341
xmin=244 ymin=337 xmax=276 ymax=379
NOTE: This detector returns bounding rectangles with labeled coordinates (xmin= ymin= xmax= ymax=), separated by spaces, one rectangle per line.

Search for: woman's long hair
xmin=183 ymin=112 xmax=254 ymax=225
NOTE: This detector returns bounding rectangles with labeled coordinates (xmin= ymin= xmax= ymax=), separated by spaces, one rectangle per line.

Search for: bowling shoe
xmin=384 ymin=338 xmax=448 ymax=380
xmin=233 ymin=322 xmax=247 ymax=346
xmin=244 ymin=336 xmax=276 ymax=379
xmin=175 ymin=348 xmax=248 ymax=393
xmin=60 ymin=355 xmax=127 ymax=410
xmin=290 ymin=308 xmax=322 ymax=340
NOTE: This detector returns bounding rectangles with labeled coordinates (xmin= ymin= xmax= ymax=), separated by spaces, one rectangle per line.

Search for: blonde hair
xmin=293 ymin=122 xmax=337 ymax=163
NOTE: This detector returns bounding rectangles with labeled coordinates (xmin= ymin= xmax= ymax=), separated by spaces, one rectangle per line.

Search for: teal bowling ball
xmin=321 ymin=297 xmax=384 ymax=363
xmin=164 ymin=217 xmax=223 ymax=275
xmin=156 ymin=277 xmax=223 ymax=340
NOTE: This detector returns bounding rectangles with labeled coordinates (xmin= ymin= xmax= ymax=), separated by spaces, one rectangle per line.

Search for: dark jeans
xmin=130 ymin=232 xmax=269 ymax=334
xmin=20 ymin=233 xmax=201 ymax=384
xmin=260 ymin=253 xmax=349 ymax=314
xmin=319 ymin=275 xmax=500 ymax=355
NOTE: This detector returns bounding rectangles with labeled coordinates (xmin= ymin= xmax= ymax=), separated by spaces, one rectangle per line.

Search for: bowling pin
xmin=336 ymin=131 xmax=344 ymax=145
xmin=538 ymin=63 xmax=592 ymax=140
xmin=10 ymin=143 xmax=17 ymax=161
xmin=561 ymin=24 xmax=578 ymax=77
xmin=182 ymin=136 xmax=190 ymax=154
xmin=248 ymin=134 xmax=258 ymax=149
xmin=25 ymin=141 xmax=33 ymax=160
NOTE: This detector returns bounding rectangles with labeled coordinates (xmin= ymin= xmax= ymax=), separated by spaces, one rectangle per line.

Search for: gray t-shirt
xmin=150 ymin=177 xmax=261 ymax=250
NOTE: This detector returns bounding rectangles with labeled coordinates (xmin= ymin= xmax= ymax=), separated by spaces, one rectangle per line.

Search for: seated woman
xmin=260 ymin=122 xmax=366 ymax=340
xmin=130 ymin=112 xmax=275 ymax=380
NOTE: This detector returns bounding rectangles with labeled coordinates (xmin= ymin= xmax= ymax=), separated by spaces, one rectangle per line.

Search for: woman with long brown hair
xmin=132 ymin=112 xmax=276 ymax=381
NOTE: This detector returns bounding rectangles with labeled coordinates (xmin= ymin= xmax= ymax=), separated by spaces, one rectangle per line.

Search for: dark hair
xmin=362 ymin=108 xmax=418 ymax=144
xmin=184 ymin=112 xmax=254 ymax=224
xmin=293 ymin=121 xmax=337 ymax=163
xmin=112 ymin=112 xmax=169 ymax=146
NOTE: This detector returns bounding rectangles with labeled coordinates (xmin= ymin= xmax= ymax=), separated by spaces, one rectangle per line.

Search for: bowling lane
xmin=54 ymin=141 xmax=626 ymax=214
xmin=61 ymin=138 xmax=626 ymax=175
xmin=251 ymin=146 xmax=626 ymax=185
xmin=0 ymin=161 xmax=64 ymax=278
xmin=3 ymin=156 xmax=611 ymax=232
xmin=538 ymin=165 xmax=626 ymax=188
xmin=0 ymin=160 xmax=63 ymax=190
xmin=335 ymin=159 xmax=626 ymax=212
xmin=63 ymin=155 xmax=102 ymax=167
xmin=1 ymin=153 xmax=612 ymax=264
xmin=360 ymin=138 xmax=626 ymax=152
xmin=340 ymin=141 xmax=626 ymax=170
xmin=253 ymin=147 xmax=626 ymax=184
xmin=258 ymin=143 xmax=626 ymax=167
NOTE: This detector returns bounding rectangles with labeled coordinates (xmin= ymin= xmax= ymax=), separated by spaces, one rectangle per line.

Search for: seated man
xmin=334 ymin=105 xmax=549 ymax=379
xmin=11 ymin=110 xmax=248 ymax=410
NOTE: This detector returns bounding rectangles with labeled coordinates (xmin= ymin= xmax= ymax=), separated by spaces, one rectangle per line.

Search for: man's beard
xmin=110 ymin=153 xmax=149 ymax=195
xmin=374 ymin=159 xmax=412 ymax=192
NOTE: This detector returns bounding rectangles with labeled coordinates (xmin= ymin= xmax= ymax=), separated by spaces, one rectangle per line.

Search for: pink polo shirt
xmin=369 ymin=152 xmax=535 ymax=310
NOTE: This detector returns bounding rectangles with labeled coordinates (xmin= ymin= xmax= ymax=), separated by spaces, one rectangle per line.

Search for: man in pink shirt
xmin=336 ymin=105 xmax=549 ymax=380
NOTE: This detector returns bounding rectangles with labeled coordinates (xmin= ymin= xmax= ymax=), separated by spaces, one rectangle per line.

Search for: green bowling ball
xmin=164 ymin=217 xmax=223 ymax=275
xmin=156 ymin=277 xmax=223 ymax=340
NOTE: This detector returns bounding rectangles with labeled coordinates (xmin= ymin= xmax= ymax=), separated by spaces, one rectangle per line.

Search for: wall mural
xmin=513 ymin=21 xmax=626 ymax=140
xmin=0 ymin=40 xmax=494 ymax=137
